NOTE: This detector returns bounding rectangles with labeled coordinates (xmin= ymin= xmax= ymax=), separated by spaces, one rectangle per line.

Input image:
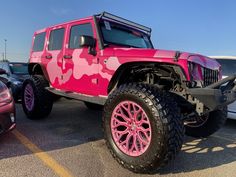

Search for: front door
xmin=62 ymin=21 xmax=99 ymax=95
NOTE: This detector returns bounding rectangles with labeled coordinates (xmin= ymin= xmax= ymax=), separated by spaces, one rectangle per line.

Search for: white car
xmin=211 ymin=56 xmax=236 ymax=119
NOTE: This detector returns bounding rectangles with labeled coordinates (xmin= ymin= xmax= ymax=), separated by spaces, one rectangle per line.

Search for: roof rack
xmin=96 ymin=11 xmax=152 ymax=35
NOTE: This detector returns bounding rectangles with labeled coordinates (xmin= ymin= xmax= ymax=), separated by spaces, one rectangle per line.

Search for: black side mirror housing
xmin=79 ymin=35 xmax=96 ymax=48
xmin=79 ymin=35 xmax=97 ymax=56
xmin=0 ymin=68 xmax=7 ymax=75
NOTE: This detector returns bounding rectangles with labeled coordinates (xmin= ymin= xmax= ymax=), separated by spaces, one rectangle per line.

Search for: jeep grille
xmin=203 ymin=68 xmax=219 ymax=87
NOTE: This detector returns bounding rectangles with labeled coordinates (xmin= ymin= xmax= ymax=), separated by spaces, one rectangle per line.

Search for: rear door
xmin=44 ymin=25 xmax=67 ymax=89
xmin=30 ymin=30 xmax=47 ymax=75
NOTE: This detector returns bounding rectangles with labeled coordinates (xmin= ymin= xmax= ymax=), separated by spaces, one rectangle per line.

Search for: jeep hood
xmin=112 ymin=48 xmax=220 ymax=70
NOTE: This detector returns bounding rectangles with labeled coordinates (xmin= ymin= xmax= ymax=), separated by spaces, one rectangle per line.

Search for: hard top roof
xmin=35 ymin=16 xmax=93 ymax=34
xmin=35 ymin=12 xmax=151 ymax=35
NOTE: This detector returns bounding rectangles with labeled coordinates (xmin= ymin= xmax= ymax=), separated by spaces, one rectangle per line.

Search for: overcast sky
xmin=0 ymin=0 xmax=235 ymax=62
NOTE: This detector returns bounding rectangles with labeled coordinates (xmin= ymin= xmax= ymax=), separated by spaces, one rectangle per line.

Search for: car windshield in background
xmin=216 ymin=59 xmax=236 ymax=76
xmin=100 ymin=20 xmax=153 ymax=49
xmin=9 ymin=63 xmax=28 ymax=75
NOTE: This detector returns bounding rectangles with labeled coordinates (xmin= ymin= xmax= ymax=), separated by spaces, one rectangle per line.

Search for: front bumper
xmin=187 ymin=75 xmax=236 ymax=111
xmin=0 ymin=101 xmax=16 ymax=134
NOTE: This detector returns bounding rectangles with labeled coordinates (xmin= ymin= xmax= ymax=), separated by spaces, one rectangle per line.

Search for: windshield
xmin=216 ymin=59 xmax=236 ymax=76
xmin=9 ymin=63 xmax=28 ymax=75
xmin=100 ymin=20 xmax=153 ymax=49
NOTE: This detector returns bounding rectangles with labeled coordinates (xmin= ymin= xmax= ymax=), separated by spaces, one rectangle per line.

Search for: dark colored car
xmin=0 ymin=79 xmax=15 ymax=134
xmin=0 ymin=61 xmax=29 ymax=101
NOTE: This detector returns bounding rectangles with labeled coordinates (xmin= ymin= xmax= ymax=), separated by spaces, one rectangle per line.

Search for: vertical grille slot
xmin=203 ymin=68 xmax=219 ymax=87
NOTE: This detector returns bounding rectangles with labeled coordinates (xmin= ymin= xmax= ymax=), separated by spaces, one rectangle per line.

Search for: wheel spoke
xmin=120 ymin=133 xmax=132 ymax=152
xmin=133 ymin=105 xmax=142 ymax=122
xmin=24 ymin=84 xmax=34 ymax=111
xmin=130 ymin=134 xmax=139 ymax=153
xmin=114 ymin=111 xmax=131 ymax=123
xmin=114 ymin=129 xmax=129 ymax=142
xmin=137 ymin=131 xmax=149 ymax=145
xmin=111 ymin=118 xmax=129 ymax=128
xmin=120 ymin=103 xmax=133 ymax=119
xmin=138 ymin=126 xmax=151 ymax=132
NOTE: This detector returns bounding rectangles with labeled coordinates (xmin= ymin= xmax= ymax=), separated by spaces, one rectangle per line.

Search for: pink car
xmin=0 ymin=69 xmax=15 ymax=134
xmin=21 ymin=12 xmax=236 ymax=173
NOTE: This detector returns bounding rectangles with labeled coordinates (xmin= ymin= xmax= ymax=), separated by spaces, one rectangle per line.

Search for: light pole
xmin=4 ymin=39 xmax=7 ymax=61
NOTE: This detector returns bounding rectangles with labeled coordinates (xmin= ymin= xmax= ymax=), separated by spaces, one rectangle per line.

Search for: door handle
xmin=63 ymin=55 xmax=72 ymax=59
xmin=45 ymin=55 xmax=52 ymax=59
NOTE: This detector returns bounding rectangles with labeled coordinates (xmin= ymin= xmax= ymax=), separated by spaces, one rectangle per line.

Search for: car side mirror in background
xmin=0 ymin=68 xmax=7 ymax=75
xmin=79 ymin=35 xmax=96 ymax=56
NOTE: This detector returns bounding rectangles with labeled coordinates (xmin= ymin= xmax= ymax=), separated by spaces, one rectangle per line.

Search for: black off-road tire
xmin=103 ymin=83 xmax=184 ymax=173
xmin=185 ymin=108 xmax=227 ymax=138
xmin=22 ymin=75 xmax=53 ymax=119
xmin=84 ymin=102 xmax=103 ymax=110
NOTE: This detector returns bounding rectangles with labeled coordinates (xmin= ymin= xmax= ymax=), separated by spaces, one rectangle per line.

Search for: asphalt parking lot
xmin=1 ymin=98 xmax=236 ymax=177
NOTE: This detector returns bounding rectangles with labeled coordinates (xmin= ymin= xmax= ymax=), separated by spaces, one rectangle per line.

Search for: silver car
xmin=212 ymin=56 xmax=236 ymax=119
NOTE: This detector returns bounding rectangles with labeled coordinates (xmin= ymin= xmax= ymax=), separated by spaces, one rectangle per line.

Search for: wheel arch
xmin=28 ymin=63 xmax=49 ymax=81
xmin=107 ymin=62 xmax=187 ymax=94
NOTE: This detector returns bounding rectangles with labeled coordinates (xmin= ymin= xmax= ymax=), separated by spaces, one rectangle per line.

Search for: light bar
xmin=96 ymin=11 xmax=152 ymax=35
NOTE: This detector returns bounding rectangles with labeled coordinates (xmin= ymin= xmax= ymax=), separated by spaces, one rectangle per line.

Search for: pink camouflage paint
xmin=29 ymin=16 xmax=221 ymax=97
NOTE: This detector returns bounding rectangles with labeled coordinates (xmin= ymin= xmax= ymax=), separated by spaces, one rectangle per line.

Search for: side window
xmin=69 ymin=23 xmax=94 ymax=49
xmin=48 ymin=28 xmax=65 ymax=51
xmin=33 ymin=32 xmax=46 ymax=52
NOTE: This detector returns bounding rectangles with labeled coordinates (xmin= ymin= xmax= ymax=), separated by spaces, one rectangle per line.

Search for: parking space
xmin=0 ymin=98 xmax=236 ymax=177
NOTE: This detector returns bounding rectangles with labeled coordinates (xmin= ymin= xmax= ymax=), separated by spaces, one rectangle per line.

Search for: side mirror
xmin=0 ymin=68 xmax=7 ymax=75
xmin=79 ymin=35 xmax=96 ymax=48
xmin=79 ymin=35 xmax=97 ymax=56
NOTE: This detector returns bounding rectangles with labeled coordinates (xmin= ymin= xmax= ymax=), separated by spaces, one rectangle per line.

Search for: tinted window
xmin=100 ymin=21 xmax=153 ymax=49
xmin=48 ymin=28 xmax=65 ymax=50
xmin=9 ymin=63 xmax=28 ymax=75
xmin=69 ymin=23 xmax=94 ymax=49
xmin=33 ymin=32 xmax=46 ymax=52
xmin=216 ymin=59 xmax=236 ymax=76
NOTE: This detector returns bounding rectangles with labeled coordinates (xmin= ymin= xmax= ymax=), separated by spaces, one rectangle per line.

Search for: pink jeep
xmin=22 ymin=12 xmax=236 ymax=173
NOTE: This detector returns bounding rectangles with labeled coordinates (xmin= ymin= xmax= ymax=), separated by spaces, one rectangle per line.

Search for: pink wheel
xmin=22 ymin=76 xmax=53 ymax=119
xmin=24 ymin=84 xmax=35 ymax=111
xmin=103 ymin=84 xmax=184 ymax=173
xmin=111 ymin=101 xmax=152 ymax=156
